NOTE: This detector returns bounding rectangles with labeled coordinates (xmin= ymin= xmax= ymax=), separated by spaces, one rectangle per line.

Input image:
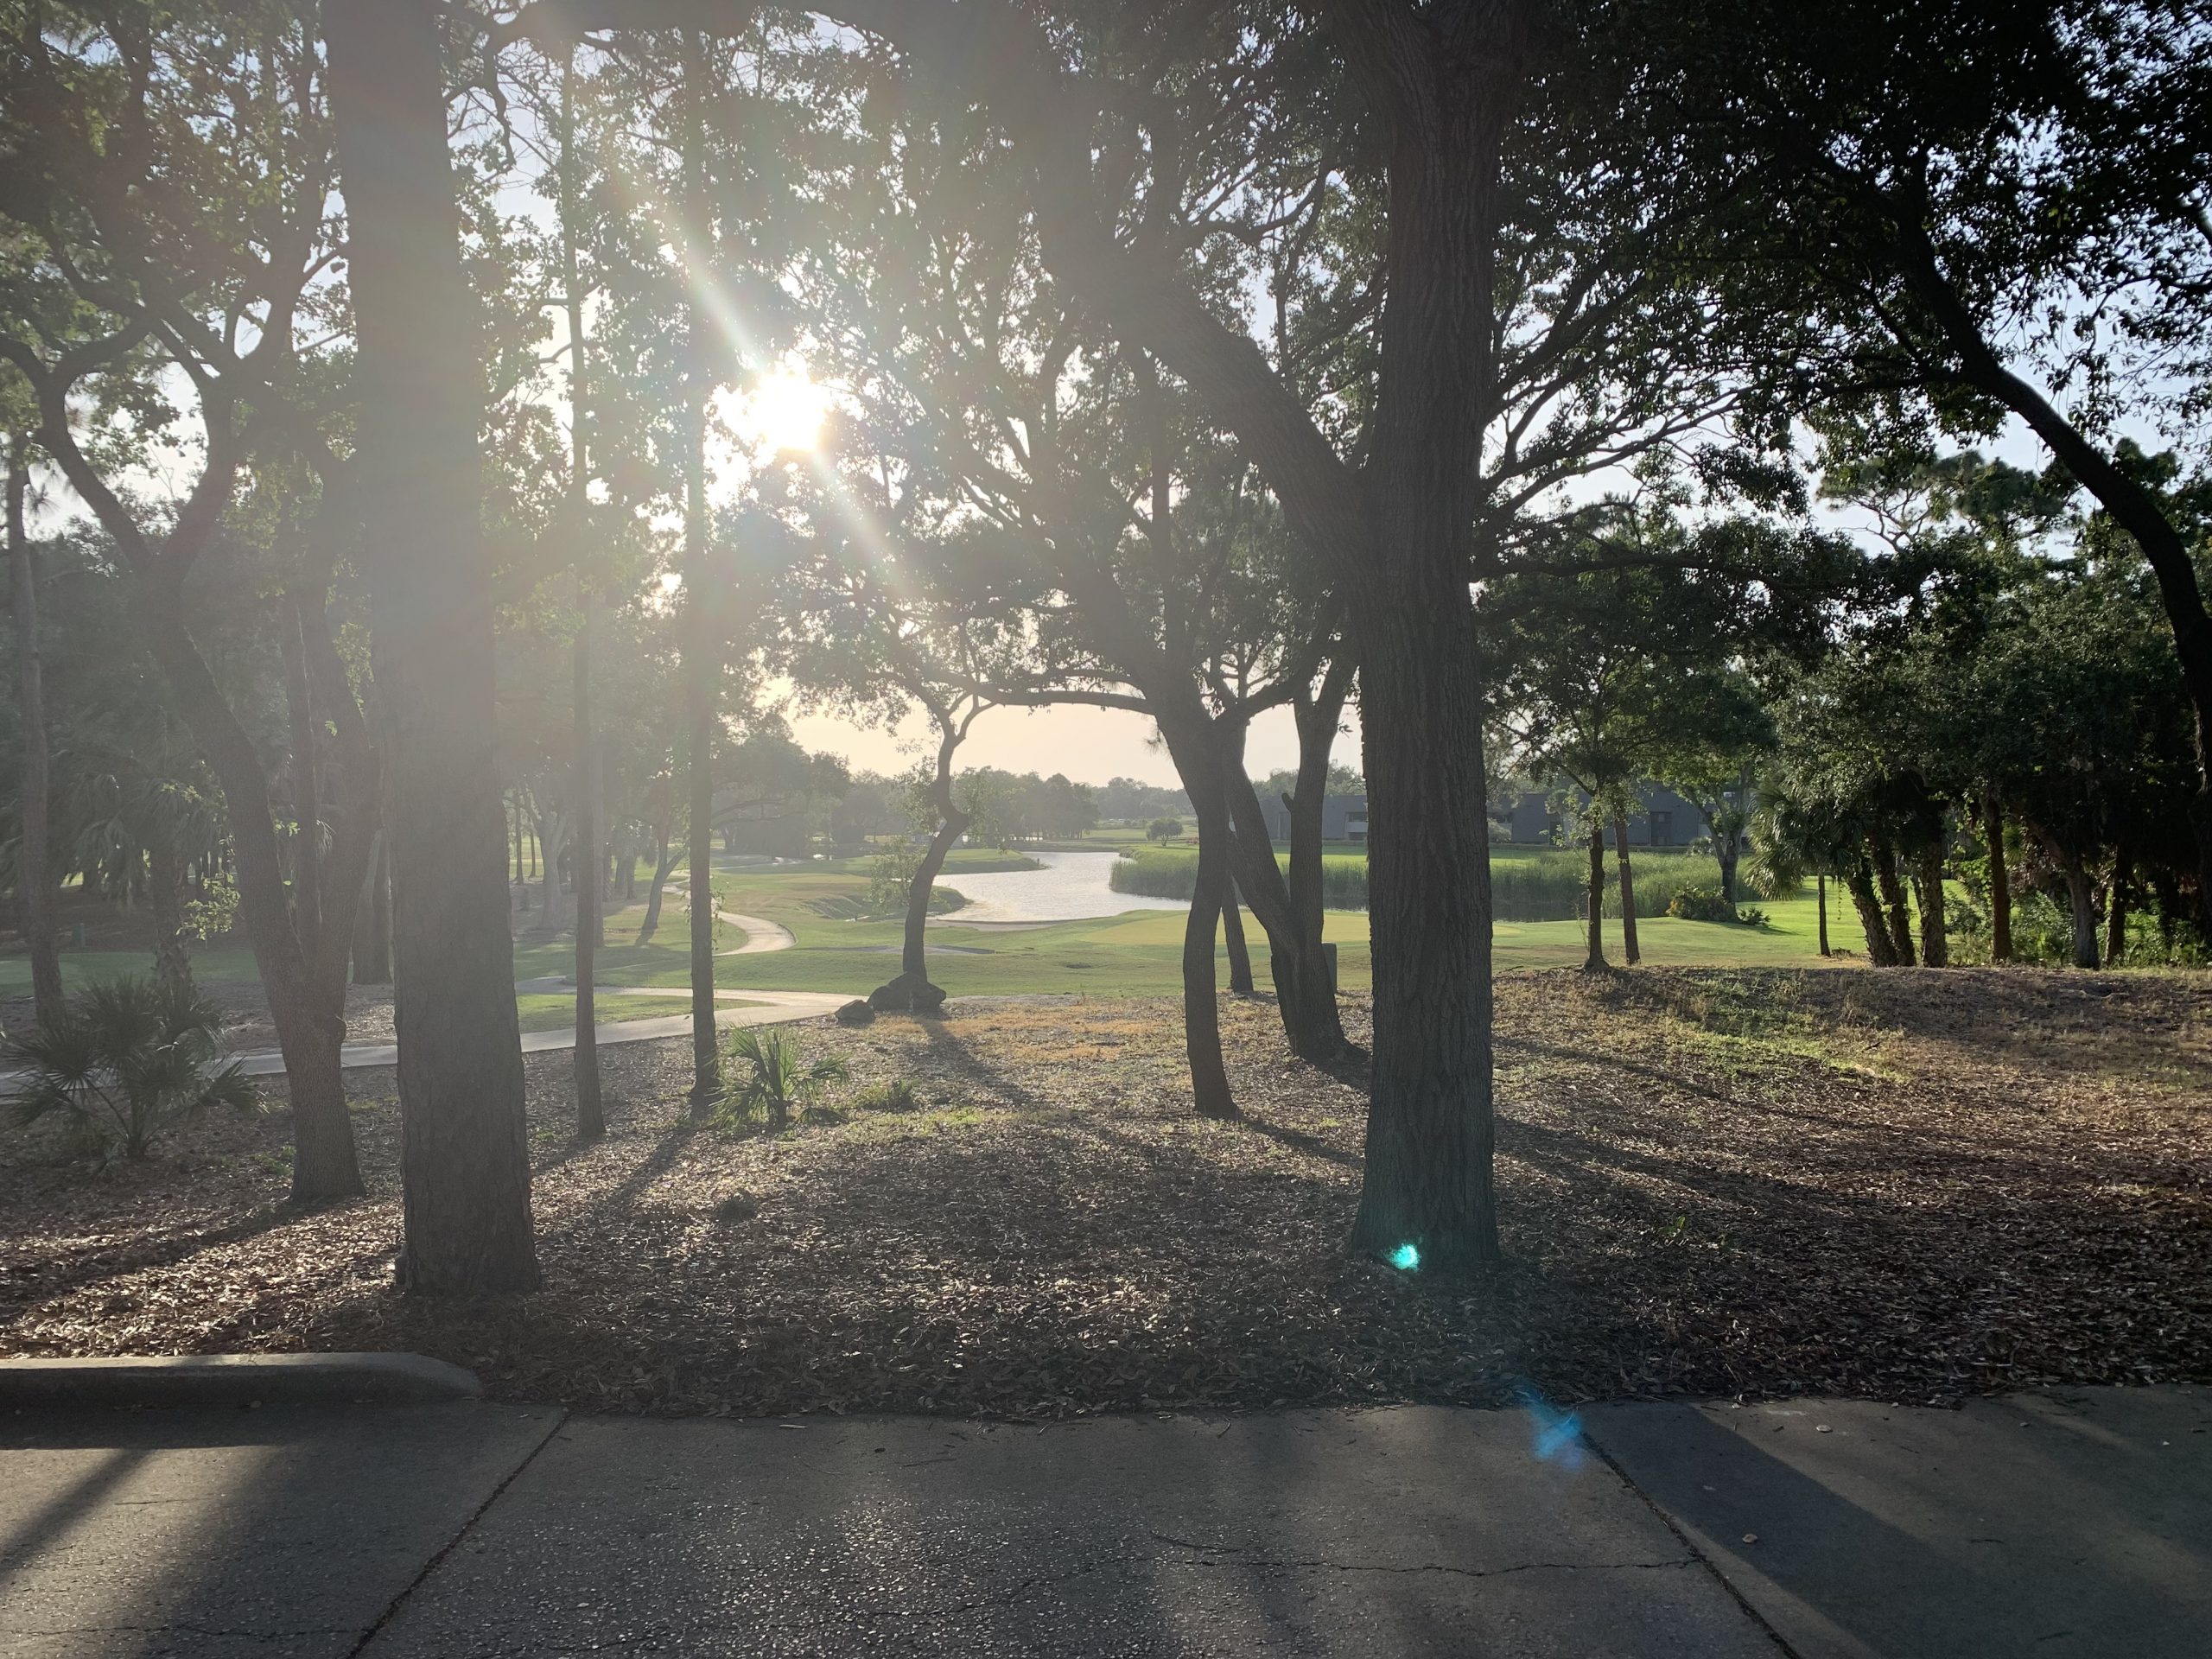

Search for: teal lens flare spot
xmin=1389 ymin=1243 xmax=1421 ymax=1271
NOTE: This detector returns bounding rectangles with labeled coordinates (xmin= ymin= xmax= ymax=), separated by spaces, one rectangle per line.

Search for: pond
xmin=938 ymin=849 xmax=1186 ymax=924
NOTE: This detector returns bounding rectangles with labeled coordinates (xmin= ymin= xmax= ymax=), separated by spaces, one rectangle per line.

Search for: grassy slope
xmin=2 ymin=850 xmax=1877 ymax=1007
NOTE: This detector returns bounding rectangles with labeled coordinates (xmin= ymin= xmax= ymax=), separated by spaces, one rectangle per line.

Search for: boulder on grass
xmin=835 ymin=999 xmax=876 ymax=1027
xmin=867 ymin=974 xmax=946 ymax=1014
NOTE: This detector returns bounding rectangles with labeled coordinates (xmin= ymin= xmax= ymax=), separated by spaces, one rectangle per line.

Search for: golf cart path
xmin=232 ymin=987 xmax=852 ymax=1079
xmin=662 ymin=873 xmax=799 ymax=955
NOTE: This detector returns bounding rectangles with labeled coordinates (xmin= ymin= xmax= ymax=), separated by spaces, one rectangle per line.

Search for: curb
xmin=0 ymin=1352 xmax=483 ymax=1408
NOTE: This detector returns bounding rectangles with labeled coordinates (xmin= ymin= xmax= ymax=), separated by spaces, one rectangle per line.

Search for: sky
xmin=788 ymin=697 xmax=1330 ymax=790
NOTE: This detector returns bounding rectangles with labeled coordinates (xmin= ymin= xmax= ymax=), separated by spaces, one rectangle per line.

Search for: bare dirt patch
xmin=3 ymin=968 xmax=2207 ymax=1416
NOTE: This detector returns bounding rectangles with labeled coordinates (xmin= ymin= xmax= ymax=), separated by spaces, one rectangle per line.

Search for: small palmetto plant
xmin=719 ymin=1027 xmax=847 ymax=1132
xmin=3 ymin=977 xmax=256 ymax=1162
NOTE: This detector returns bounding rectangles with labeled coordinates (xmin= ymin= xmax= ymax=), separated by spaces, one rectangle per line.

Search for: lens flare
xmin=739 ymin=367 xmax=828 ymax=454
xmin=1389 ymin=1243 xmax=1421 ymax=1271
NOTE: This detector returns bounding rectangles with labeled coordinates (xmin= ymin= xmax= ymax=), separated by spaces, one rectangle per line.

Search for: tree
xmin=327 ymin=0 xmax=538 ymax=1291
xmin=0 ymin=3 xmax=373 ymax=1205
xmin=1678 ymin=0 xmax=2212 ymax=934
xmin=1146 ymin=817 xmax=1183 ymax=843
xmin=4 ymin=420 xmax=59 ymax=1016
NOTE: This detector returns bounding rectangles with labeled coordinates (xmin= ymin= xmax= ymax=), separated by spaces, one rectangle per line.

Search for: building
xmin=1254 ymin=792 xmax=1368 ymax=844
xmin=1501 ymin=784 xmax=1701 ymax=846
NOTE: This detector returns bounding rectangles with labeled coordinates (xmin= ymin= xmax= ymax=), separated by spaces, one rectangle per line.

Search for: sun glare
xmin=739 ymin=366 xmax=829 ymax=455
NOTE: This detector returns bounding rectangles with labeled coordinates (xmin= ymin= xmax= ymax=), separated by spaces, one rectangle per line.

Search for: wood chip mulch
xmin=3 ymin=967 xmax=2208 ymax=1417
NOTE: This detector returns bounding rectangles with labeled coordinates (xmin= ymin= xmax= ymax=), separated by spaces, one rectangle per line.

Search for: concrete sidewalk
xmin=0 ymin=1389 xmax=2202 ymax=1657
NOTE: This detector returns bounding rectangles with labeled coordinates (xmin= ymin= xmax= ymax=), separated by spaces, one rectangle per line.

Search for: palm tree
xmin=5 ymin=976 xmax=254 ymax=1162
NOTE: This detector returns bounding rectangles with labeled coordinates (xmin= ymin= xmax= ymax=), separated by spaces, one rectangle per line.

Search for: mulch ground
xmin=3 ymin=967 xmax=2209 ymax=1417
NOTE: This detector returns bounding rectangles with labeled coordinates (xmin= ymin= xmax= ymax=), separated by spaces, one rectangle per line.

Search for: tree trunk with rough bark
xmin=353 ymin=830 xmax=392 ymax=984
xmin=2063 ymin=856 xmax=2101 ymax=969
xmin=2104 ymin=849 xmax=2128 ymax=969
xmin=1915 ymin=842 xmax=1948 ymax=969
xmin=1874 ymin=836 xmax=1916 ymax=966
xmin=638 ymin=825 xmax=677 ymax=943
xmin=1613 ymin=817 xmax=1640 ymax=965
xmin=896 ymin=731 xmax=970 ymax=1001
xmin=280 ymin=592 xmax=322 ymax=969
xmin=1220 ymin=875 xmax=1255 ymax=995
xmin=678 ymin=30 xmax=721 ymax=1108
xmin=148 ymin=843 xmax=193 ymax=999
xmin=1986 ymin=793 xmax=2012 ymax=963
xmin=573 ymin=602 xmax=602 ymax=1141
xmin=7 ymin=437 xmax=61 ymax=1018
xmin=1283 ymin=658 xmax=1355 ymax=1030
xmin=1181 ymin=787 xmax=1236 ymax=1120
xmin=536 ymin=810 xmax=569 ymax=934
xmin=1816 ymin=871 xmax=1830 ymax=957
xmin=1583 ymin=825 xmax=1607 ymax=970
xmin=327 ymin=0 xmax=537 ymax=1292
xmin=1847 ymin=859 xmax=1898 ymax=966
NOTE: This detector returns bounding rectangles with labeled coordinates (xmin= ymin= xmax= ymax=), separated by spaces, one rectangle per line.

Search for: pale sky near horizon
xmin=787 ymin=697 xmax=1338 ymax=791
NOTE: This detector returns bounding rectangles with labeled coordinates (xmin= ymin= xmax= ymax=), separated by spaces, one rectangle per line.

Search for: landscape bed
xmin=2 ymin=967 xmax=2206 ymax=1418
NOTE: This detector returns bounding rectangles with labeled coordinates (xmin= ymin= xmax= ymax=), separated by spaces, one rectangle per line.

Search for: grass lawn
xmin=3 ymin=856 xmax=1881 ymax=1011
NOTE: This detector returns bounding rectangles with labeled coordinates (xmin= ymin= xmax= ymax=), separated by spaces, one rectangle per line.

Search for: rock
xmin=867 ymin=980 xmax=911 ymax=1012
xmin=835 ymin=998 xmax=877 ymax=1027
xmin=910 ymin=980 xmax=948 ymax=1014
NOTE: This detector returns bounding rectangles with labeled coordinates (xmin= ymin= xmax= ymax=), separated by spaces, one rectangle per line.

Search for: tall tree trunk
xmin=562 ymin=48 xmax=602 ymax=1142
xmin=1914 ymin=842 xmax=1948 ymax=969
xmin=147 ymin=843 xmax=193 ymax=1000
xmin=132 ymin=597 xmax=364 ymax=1204
xmin=1583 ymin=822 xmax=1607 ymax=969
xmin=1216 ymin=731 xmax=1345 ymax=1058
xmin=1986 ymin=792 xmax=2012 ymax=963
xmin=679 ymin=29 xmax=721 ymax=1108
xmin=1220 ymin=875 xmax=1255 ymax=995
xmin=1847 ymin=857 xmax=1898 ymax=966
xmin=637 ymin=824 xmax=677 ymax=944
xmin=327 ymin=0 xmax=537 ymax=1292
xmin=2063 ymin=855 xmax=2101 ymax=969
xmin=572 ymin=607 xmax=602 ymax=1139
xmin=1181 ymin=784 xmax=1236 ymax=1120
xmin=899 ymin=730 xmax=970 ymax=995
xmin=2104 ymin=846 xmax=2128 ymax=969
xmin=353 ymin=830 xmax=392 ymax=985
xmin=1613 ymin=816 xmax=1640 ymax=966
xmin=6 ymin=435 xmax=61 ymax=1018
xmin=280 ymin=592 xmax=322 ymax=969
xmin=1283 ymin=658 xmax=1355 ymax=1032
xmin=535 ymin=811 xmax=569 ymax=933
xmin=1816 ymin=871 xmax=1830 ymax=957
xmin=1873 ymin=834 xmax=1916 ymax=966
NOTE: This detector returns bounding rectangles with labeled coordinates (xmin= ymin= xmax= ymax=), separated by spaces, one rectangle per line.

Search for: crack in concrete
xmin=1145 ymin=1529 xmax=1698 ymax=1578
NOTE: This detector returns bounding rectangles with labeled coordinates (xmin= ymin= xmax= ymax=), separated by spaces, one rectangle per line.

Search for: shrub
xmin=3 ymin=976 xmax=256 ymax=1163
xmin=717 ymin=1027 xmax=849 ymax=1132
xmin=1665 ymin=885 xmax=1738 ymax=923
xmin=849 ymin=1078 xmax=923 ymax=1113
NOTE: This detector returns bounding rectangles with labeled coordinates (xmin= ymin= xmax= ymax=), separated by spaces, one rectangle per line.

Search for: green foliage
xmin=865 ymin=840 xmax=922 ymax=918
xmin=1114 ymin=842 xmax=1733 ymax=920
xmin=717 ymin=1027 xmax=849 ymax=1132
xmin=848 ymin=1077 xmax=923 ymax=1113
xmin=3 ymin=976 xmax=255 ymax=1163
xmin=1145 ymin=817 xmax=1183 ymax=843
xmin=180 ymin=874 xmax=240 ymax=944
xmin=1666 ymin=886 xmax=1738 ymax=924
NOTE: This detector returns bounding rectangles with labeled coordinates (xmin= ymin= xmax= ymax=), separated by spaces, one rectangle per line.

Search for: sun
xmin=738 ymin=365 xmax=829 ymax=455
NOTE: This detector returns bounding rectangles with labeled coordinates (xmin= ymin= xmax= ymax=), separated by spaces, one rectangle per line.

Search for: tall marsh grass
xmin=1110 ymin=843 xmax=1756 ymax=919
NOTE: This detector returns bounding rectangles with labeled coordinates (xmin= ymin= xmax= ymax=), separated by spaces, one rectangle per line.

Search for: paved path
xmin=1 ymin=1389 xmax=2202 ymax=1657
xmin=227 ymin=988 xmax=854 ymax=1079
